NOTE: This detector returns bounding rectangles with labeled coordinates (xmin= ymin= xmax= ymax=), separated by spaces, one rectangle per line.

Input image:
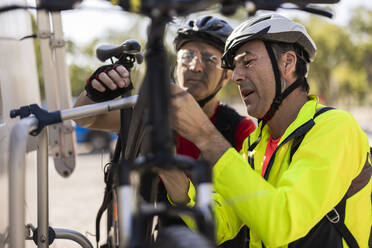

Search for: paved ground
xmin=24 ymin=148 xmax=109 ymax=248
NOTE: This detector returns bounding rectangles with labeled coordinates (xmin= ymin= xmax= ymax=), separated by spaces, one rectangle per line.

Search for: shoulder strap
xmin=289 ymin=107 xmax=334 ymax=162
xmin=215 ymin=104 xmax=244 ymax=148
xmin=330 ymin=154 xmax=371 ymax=248
xmin=288 ymin=106 xmax=371 ymax=248
xmin=326 ymin=195 xmax=360 ymax=248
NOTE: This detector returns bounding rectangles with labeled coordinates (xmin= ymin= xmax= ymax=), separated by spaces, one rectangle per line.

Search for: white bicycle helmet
xmin=222 ymin=13 xmax=316 ymax=70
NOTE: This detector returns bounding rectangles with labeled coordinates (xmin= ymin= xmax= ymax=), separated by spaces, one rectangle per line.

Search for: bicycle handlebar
xmin=109 ymin=0 xmax=338 ymax=17
xmin=1 ymin=0 xmax=339 ymax=19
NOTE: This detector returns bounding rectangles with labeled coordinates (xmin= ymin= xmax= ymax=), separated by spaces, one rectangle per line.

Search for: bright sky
xmin=33 ymin=0 xmax=372 ymax=45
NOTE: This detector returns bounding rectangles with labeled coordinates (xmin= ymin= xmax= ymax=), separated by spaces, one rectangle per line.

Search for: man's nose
xmin=188 ymin=56 xmax=203 ymax=72
xmin=232 ymin=69 xmax=246 ymax=85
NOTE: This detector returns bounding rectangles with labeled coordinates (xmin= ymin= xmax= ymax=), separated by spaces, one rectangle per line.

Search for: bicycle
xmin=4 ymin=1 xmax=337 ymax=248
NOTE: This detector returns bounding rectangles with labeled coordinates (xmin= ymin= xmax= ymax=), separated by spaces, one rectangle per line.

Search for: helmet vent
xmin=250 ymin=16 xmax=272 ymax=27
xmin=200 ymin=16 xmax=213 ymax=26
xmin=209 ymin=23 xmax=224 ymax=31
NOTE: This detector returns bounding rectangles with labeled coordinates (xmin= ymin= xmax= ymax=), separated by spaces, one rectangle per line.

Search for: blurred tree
xmin=349 ymin=7 xmax=372 ymax=92
xmin=304 ymin=16 xmax=356 ymax=104
xmin=68 ymin=16 xmax=149 ymax=96
xmin=296 ymin=9 xmax=372 ymax=105
xmin=69 ymin=64 xmax=92 ymax=97
xmin=30 ymin=14 xmax=45 ymax=99
xmin=32 ymin=7 xmax=372 ymax=105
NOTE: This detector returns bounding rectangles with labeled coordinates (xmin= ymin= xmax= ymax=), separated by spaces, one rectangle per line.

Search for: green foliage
xmin=30 ymin=14 xmax=45 ymax=99
xmin=218 ymin=79 xmax=241 ymax=101
xmin=32 ymin=7 xmax=372 ymax=105
xmin=69 ymin=64 xmax=92 ymax=97
xmin=297 ymin=9 xmax=372 ymax=105
xmin=350 ymin=7 xmax=372 ymax=38
xmin=304 ymin=16 xmax=355 ymax=104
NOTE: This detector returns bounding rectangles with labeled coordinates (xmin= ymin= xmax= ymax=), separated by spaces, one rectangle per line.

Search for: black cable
xmin=20 ymin=34 xmax=38 ymax=40
xmin=0 ymin=34 xmax=37 ymax=41
xmin=0 ymin=4 xmax=36 ymax=13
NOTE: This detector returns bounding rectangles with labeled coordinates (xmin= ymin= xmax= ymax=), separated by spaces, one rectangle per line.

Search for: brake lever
xmin=244 ymin=0 xmax=334 ymax=18
xmin=299 ymin=5 xmax=333 ymax=18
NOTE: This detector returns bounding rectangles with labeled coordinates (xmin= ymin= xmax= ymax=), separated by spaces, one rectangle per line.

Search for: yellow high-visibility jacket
xmin=188 ymin=96 xmax=371 ymax=247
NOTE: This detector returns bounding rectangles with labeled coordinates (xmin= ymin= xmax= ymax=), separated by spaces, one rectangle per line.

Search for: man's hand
xmin=159 ymin=170 xmax=190 ymax=205
xmin=170 ymin=84 xmax=231 ymax=165
xmin=85 ymin=64 xmax=133 ymax=102
xmin=171 ymin=84 xmax=211 ymax=145
xmin=90 ymin=64 xmax=131 ymax=91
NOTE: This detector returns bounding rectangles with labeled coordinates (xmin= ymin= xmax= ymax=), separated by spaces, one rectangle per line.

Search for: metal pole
xmin=54 ymin=228 xmax=93 ymax=248
xmin=37 ymin=129 xmax=49 ymax=248
xmin=61 ymin=95 xmax=138 ymax=121
xmin=51 ymin=12 xmax=73 ymax=109
xmin=50 ymin=11 xmax=77 ymax=178
xmin=36 ymin=8 xmax=60 ymax=110
xmin=9 ymin=117 xmax=38 ymax=248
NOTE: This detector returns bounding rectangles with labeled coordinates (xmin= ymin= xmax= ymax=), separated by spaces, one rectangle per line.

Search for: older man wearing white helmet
xmin=170 ymin=13 xmax=371 ymax=248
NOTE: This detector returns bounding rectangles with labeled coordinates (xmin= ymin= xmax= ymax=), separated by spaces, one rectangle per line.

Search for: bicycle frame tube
xmin=115 ymin=14 xmax=217 ymax=247
xmin=145 ymin=17 xmax=173 ymax=155
xmin=61 ymin=95 xmax=138 ymax=121
xmin=117 ymin=185 xmax=133 ymax=248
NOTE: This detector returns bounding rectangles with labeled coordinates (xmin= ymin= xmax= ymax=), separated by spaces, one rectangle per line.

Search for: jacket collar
xmin=253 ymin=95 xmax=321 ymax=146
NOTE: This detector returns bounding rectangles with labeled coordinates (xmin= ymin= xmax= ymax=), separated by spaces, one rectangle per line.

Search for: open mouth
xmin=241 ymin=88 xmax=255 ymax=100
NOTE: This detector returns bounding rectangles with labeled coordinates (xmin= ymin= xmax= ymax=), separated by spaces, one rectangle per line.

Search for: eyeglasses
xmin=177 ymin=49 xmax=221 ymax=69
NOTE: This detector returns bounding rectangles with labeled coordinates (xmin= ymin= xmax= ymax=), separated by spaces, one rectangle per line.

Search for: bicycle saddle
xmin=96 ymin=39 xmax=143 ymax=64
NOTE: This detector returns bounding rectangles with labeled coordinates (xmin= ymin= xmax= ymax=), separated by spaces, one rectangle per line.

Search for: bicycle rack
xmin=8 ymin=96 xmax=137 ymax=248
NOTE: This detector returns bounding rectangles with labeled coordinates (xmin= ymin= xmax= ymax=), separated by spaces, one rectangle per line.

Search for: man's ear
xmin=282 ymin=51 xmax=297 ymax=78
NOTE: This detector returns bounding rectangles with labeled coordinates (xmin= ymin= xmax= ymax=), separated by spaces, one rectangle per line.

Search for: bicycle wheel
xmin=153 ymin=226 xmax=214 ymax=248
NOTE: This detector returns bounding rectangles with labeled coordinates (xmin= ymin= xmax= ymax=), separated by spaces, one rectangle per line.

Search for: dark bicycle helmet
xmin=174 ymin=16 xmax=233 ymax=52
xmin=173 ymin=16 xmax=233 ymax=107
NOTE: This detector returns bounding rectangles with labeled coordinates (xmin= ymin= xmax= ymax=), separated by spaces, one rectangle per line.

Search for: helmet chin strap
xmin=197 ymin=70 xmax=227 ymax=107
xmin=261 ymin=41 xmax=307 ymax=122
xmin=248 ymin=42 xmax=307 ymax=152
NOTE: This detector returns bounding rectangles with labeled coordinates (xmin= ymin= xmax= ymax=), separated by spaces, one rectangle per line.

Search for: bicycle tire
xmin=153 ymin=226 xmax=215 ymax=248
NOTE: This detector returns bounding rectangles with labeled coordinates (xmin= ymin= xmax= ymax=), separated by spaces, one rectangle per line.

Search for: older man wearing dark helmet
xmin=74 ymin=15 xmax=256 ymax=247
